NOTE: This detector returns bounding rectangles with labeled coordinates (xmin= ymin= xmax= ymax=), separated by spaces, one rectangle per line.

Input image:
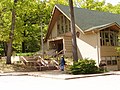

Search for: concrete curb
xmin=64 ymin=73 xmax=114 ymax=80
xmin=27 ymin=72 xmax=115 ymax=80
xmin=0 ymin=73 xmax=29 ymax=76
xmin=0 ymin=71 xmax=118 ymax=80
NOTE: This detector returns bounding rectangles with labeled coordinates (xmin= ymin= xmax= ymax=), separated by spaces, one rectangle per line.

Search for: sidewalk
xmin=1 ymin=70 xmax=120 ymax=80
xmin=28 ymin=70 xmax=115 ymax=80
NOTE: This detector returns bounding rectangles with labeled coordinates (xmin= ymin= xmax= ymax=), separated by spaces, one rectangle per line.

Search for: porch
xmin=47 ymin=36 xmax=72 ymax=58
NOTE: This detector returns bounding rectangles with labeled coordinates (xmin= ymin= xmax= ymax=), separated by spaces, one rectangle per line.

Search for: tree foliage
xmin=73 ymin=0 xmax=106 ymax=11
xmin=0 ymin=0 xmax=69 ymax=55
xmin=0 ymin=0 xmax=120 ymax=56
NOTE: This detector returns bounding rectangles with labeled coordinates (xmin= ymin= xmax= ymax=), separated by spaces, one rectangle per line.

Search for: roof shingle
xmin=56 ymin=4 xmax=120 ymax=31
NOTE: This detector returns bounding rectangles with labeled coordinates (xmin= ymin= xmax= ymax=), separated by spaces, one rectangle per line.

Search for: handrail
xmin=57 ymin=49 xmax=64 ymax=55
xmin=20 ymin=56 xmax=29 ymax=62
xmin=20 ymin=56 xmax=59 ymax=71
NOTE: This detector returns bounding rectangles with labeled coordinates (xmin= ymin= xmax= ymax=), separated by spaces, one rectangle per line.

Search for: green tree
xmin=0 ymin=0 xmax=68 ymax=56
xmin=6 ymin=0 xmax=17 ymax=64
xmin=73 ymin=0 xmax=105 ymax=11
xmin=0 ymin=0 xmax=13 ymax=55
xmin=18 ymin=0 xmax=69 ymax=53
xmin=113 ymin=3 xmax=120 ymax=14
xmin=15 ymin=0 xmax=44 ymax=53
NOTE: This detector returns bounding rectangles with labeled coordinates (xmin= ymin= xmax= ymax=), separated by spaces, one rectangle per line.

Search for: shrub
xmin=16 ymin=53 xmax=34 ymax=56
xmin=70 ymin=58 xmax=100 ymax=75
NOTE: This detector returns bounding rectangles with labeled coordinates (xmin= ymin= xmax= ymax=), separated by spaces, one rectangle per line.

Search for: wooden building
xmin=44 ymin=4 xmax=120 ymax=71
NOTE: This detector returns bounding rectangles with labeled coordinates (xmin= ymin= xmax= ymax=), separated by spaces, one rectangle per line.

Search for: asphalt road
xmin=0 ymin=75 xmax=120 ymax=90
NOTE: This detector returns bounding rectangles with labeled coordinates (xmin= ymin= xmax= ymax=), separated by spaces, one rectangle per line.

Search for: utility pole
xmin=69 ymin=0 xmax=78 ymax=62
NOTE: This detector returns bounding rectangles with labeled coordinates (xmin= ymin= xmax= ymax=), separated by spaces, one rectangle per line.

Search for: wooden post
xmin=69 ymin=0 xmax=78 ymax=62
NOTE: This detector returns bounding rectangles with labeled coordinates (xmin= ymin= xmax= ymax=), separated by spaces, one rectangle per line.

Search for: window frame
xmin=100 ymin=29 xmax=119 ymax=46
xmin=101 ymin=56 xmax=118 ymax=66
xmin=57 ymin=15 xmax=70 ymax=35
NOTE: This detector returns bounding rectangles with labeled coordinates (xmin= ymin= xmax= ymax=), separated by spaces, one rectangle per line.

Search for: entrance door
xmin=57 ymin=43 xmax=63 ymax=52
xmin=49 ymin=39 xmax=63 ymax=53
xmin=56 ymin=40 xmax=63 ymax=53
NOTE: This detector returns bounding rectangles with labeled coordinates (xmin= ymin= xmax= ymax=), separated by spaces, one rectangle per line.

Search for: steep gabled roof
xmin=56 ymin=4 xmax=120 ymax=31
xmin=45 ymin=4 xmax=120 ymax=42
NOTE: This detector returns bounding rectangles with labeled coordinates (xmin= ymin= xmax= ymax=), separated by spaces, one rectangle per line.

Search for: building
xmin=44 ymin=4 xmax=120 ymax=71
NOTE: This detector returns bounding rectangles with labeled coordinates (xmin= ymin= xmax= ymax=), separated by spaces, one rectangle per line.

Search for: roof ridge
xmin=56 ymin=4 xmax=120 ymax=17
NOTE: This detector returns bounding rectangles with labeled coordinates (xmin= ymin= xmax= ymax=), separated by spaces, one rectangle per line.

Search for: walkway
xmin=1 ymin=70 xmax=120 ymax=80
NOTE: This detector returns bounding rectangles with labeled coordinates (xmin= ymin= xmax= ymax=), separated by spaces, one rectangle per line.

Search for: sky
xmin=104 ymin=0 xmax=120 ymax=5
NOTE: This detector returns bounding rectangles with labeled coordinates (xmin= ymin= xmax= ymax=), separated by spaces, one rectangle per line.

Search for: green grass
xmin=16 ymin=53 xmax=34 ymax=56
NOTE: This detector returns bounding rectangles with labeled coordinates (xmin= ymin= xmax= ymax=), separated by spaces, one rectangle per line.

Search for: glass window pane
xmin=111 ymin=57 xmax=116 ymax=60
xmin=112 ymin=60 xmax=117 ymax=65
xmin=106 ymin=57 xmax=111 ymax=60
xmin=101 ymin=57 xmax=106 ymax=60
xmin=107 ymin=60 xmax=111 ymax=65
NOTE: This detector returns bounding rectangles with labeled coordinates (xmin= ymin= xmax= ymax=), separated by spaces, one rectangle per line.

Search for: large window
xmin=100 ymin=29 xmax=118 ymax=46
xmin=57 ymin=15 xmax=70 ymax=35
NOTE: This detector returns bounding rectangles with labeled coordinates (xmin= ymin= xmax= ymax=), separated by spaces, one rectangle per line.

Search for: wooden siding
xmin=51 ymin=22 xmax=57 ymax=38
xmin=100 ymin=46 xmax=118 ymax=56
xmin=64 ymin=36 xmax=72 ymax=57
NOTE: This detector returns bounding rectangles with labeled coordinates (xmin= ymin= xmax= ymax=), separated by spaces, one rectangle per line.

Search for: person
xmin=60 ymin=56 xmax=66 ymax=71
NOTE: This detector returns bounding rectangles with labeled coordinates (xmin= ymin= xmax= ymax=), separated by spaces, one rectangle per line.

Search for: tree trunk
xmin=22 ymin=30 xmax=26 ymax=53
xmin=6 ymin=0 xmax=17 ymax=64
xmin=3 ymin=42 xmax=7 ymax=56
xmin=69 ymin=0 xmax=78 ymax=62
xmin=22 ymin=42 xmax=25 ymax=53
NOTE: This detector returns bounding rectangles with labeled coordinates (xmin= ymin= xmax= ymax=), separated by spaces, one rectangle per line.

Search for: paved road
xmin=0 ymin=75 xmax=120 ymax=90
